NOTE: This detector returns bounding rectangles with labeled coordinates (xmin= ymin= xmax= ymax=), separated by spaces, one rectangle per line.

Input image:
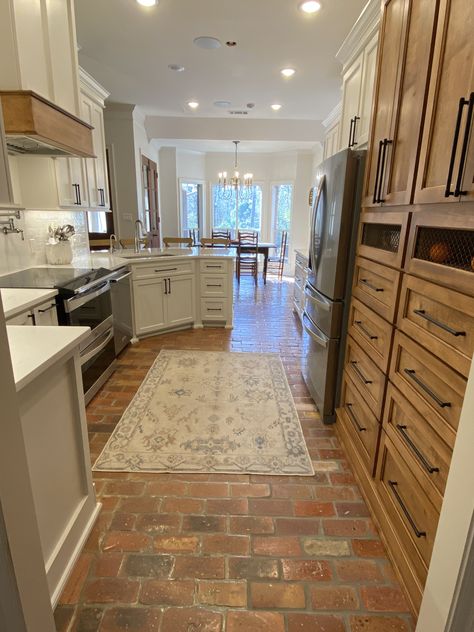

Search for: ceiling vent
xmin=228 ymin=110 xmax=248 ymax=115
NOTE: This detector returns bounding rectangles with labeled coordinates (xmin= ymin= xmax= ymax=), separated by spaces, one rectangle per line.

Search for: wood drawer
xmin=389 ymin=331 xmax=466 ymax=438
xmin=348 ymin=298 xmax=393 ymax=372
xmin=200 ymin=299 xmax=228 ymax=321
xmin=199 ymin=259 xmax=228 ymax=274
xmin=338 ymin=371 xmax=381 ymax=475
xmin=398 ymin=275 xmax=474 ymax=378
xmin=133 ymin=260 xmax=194 ymax=280
xmin=358 ymin=211 xmax=410 ymax=269
xmin=353 ymin=256 xmax=400 ymax=322
xmin=200 ymin=274 xmax=229 ymax=298
xmin=345 ymin=335 xmax=386 ymax=418
xmin=383 ymin=383 xmax=452 ymax=501
xmin=376 ymin=432 xmax=440 ymax=584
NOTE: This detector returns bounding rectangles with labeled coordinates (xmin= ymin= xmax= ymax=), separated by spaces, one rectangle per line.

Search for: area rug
xmin=93 ymin=350 xmax=314 ymax=475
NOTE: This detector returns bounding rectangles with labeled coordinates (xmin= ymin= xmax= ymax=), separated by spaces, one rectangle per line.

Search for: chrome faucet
xmin=109 ymin=233 xmax=119 ymax=254
xmin=134 ymin=219 xmax=145 ymax=253
xmin=0 ymin=217 xmax=24 ymax=240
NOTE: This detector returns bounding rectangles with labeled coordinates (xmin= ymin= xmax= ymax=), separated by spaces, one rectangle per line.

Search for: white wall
xmin=133 ymin=107 xmax=159 ymax=224
xmin=158 ymin=147 xmax=179 ymax=238
xmin=177 ymin=150 xmax=206 ymax=181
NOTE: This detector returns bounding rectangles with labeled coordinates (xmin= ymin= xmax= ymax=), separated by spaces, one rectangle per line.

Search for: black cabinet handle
xmin=373 ymin=140 xmax=384 ymax=203
xmin=403 ymin=368 xmax=451 ymax=408
xmin=388 ymin=481 xmax=426 ymax=538
xmin=350 ymin=360 xmax=372 ymax=384
xmin=355 ymin=320 xmax=378 ymax=340
xmin=413 ymin=309 xmax=466 ymax=337
xmin=207 ymin=284 xmax=222 ymax=288
xmin=454 ymin=92 xmax=474 ymax=197
xmin=27 ymin=313 xmax=36 ymax=325
xmin=396 ymin=424 xmax=439 ymax=474
xmin=345 ymin=403 xmax=366 ymax=432
xmin=377 ymin=139 xmax=392 ymax=203
xmin=155 ymin=268 xmax=178 ymax=273
xmin=445 ymin=96 xmax=469 ymax=197
xmin=77 ymin=184 xmax=82 ymax=205
xmin=348 ymin=118 xmax=355 ymax=148
xmin=168 ymin=278 xmax=172 ymax=294
xmin=208 ymin=308 xmax=223 ymax=312
xmin=98 ymin=188 xmax=106 ymax=206
xmin=360 ymin=278 xmax=384 ymax=292
xmin=351 ymin=116 xmax=360 ymax=147
xmin=38 ymin=304 xmax=56 ymax=313
xmin=73 ymin=183 xmax=80 ymax=205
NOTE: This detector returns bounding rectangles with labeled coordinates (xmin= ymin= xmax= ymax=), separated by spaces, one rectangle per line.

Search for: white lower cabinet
xmin=133 ymin=277 xmax=167 ymax=335
xmin=6 ymin=300 xmax=59 ymax=326
xmin=166 ymin=275 xmax=195 ymax=327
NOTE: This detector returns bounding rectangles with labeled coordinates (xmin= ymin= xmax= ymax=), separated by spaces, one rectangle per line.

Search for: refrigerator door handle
xmin=304 ymin=284 xmax=331 ymax=311
xmin=302 ymin=313 xmax=329 ymax=349
xmin=310 ymin=175 xmax=326 ymax=274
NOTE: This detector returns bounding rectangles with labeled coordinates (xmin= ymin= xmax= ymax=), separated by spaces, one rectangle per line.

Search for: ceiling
xmin=155 ymin=139 xmax=319 ymax=153
xmin=75 ymin=0 xmax=367 ymax=121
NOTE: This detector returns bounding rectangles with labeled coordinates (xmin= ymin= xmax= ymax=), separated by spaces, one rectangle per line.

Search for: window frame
xmin=271 ymin=181 xmax=294 ymax=251
xmin=211 ymin=181 xmax=265 ymax=236
xmin=179 ymin=178 xmax=205 ymax=238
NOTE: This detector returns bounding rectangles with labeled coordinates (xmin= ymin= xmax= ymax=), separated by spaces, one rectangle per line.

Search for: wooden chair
xmin=212 ymin=229 xmax=231 ymax=240
xmin=163 ymin=237 xmax=193 ymax=248
xmin=189 ymin=228 xmax=199 ymax=245
xmin=236 ymin=231 xmax=259 ymax=286
xmin=267 ymin=230 xmax=288 ymax=280
xmin=89 ymin=239 xmax=111 ymax=251
xmin=119 ymin=237 xmax=149 ymax=249
xmin=201 ymin=237 xmax=231 ymax=248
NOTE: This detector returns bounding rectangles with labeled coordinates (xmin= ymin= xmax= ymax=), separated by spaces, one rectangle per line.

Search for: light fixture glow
xmin=281 ymin=68 xmax=296 ymax=78
xmin=271 ymin=104 xmax=282 ymax=111
xmin=299 ymin=1 xmax=321 ymax=13
xmin=136 ymin=0 xmax=157 ymax=6
xmin=187 ymin=101 xmax=199 ymax=109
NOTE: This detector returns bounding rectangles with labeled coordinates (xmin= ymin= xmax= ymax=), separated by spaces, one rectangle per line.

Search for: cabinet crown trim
xmin=79 ymin=67 xmax=110 ymax=104
xmin=336 ymin=0 xmax=381 ymax=70
xmin=322 ymin=101 xmax=342 ymax=130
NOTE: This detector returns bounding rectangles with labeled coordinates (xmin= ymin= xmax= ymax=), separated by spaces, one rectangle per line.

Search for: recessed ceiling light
xmin=299 ymin=1 xmax=321 ymax=13
xmin=214 ymin=100 xmax=232 ymax=108
xmin=281 ymin=68 xmax=296 ymax=78
xmin=193 ymin=36 xmax=221 ymax=49
xmin=271 ymin=104 xmax=282 ymax=111
xmin=168 ymin=64 xmax=185 ymax=72
xmin=188 ymin=101 xmax=199 ymax=109
xmin=136 ymin=0 xmax=157 ymax=6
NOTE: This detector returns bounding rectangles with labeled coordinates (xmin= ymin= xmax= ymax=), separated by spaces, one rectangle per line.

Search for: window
xmin=272 ymin=183 xmax=293 ymax=254
xmin=180 ymin=181 xmax=203 ymax=237
xmin=212 ymin=184 xmax=263 ymax=235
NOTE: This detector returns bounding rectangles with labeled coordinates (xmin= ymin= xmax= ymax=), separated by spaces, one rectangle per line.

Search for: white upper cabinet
xmin=0 ymin=111 xmax=21 ymax=210
xmin=340 ymin=52 xmax=364 ymax=149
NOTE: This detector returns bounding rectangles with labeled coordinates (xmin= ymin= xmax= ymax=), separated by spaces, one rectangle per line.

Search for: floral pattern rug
xmin=93 ymin=350 xmax=314 ymax=475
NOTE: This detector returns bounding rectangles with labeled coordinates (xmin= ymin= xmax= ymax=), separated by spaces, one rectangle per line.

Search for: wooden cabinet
xmin=357 ymin=211 xmax=410 ymax=269
xmin=414 ymin=0 xmax=474 ymax=204
xmin=352 ymin=256 xmax=401 ymax=322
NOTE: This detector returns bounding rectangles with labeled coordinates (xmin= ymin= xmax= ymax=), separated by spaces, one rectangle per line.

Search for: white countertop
xmin=7 ymin=325 xmax=90 ymax=391
xmin=85 ymin=247 xmax=237 ymax=269
xmin=1 ymin=288 xmax=58 ymax=319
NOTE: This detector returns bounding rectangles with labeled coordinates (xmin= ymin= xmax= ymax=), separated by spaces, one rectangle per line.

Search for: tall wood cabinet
xmin=336 ymin=0 xmax=474 ymax=617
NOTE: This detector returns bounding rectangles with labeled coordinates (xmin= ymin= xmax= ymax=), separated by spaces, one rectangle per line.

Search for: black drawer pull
xmin=346 ymin=403 xmax=366 ymax=432
xmin=445 ymin=97 xmax=469 ymax=197
xmin=355 ymin=320 xmax=378 ymax=340
xmin=206 ymin=265 xmax=223 ymax=268
xmin=207 ymin=284 xmax=222 ymax=288
xmin=373 ymin=140 xmax=384 ymax=204
xmin=27 ymin=313 xmax=36 ymax=325
xmin=348 ymin=118 xmax=355 ymax=148
xmin=403 ymin=368 xmax=451 ymax=408
xmin=414 ymin=309 xmax=466 ymax=337
xmin=396 ymin=425 xmax=440 ymax=474
xmin=377 ymin=139 xmax=392 ymax=203
xmin=360 ymin=278 xmax=384 ymax=292
xmin=388 ymin=481 xmax=426 ymax=538
xmin=208 ymin=308 xmax=222 ymax=312
xmin=38 ymin=304 xmax=56 ymax=313
xmin=350 ymin=360 xmax=372 ymax=385
xmin=155 ymin=268 xmax=178 ymax=273
xmin=454 ymin=92 xmax=474 ymax=197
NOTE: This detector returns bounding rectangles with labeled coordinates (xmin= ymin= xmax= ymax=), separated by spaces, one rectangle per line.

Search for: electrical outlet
xmin=123 ymin=213 xmax=133 ymax=221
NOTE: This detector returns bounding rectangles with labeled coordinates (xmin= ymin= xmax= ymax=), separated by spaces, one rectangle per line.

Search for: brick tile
xmin=252 ymin=536 xmax=302 ymax=557
xmin=336 ymin=502 xmax=371 ymax=517
xmin=110 ymin=513 xmax=136 ymax=531
xmin=59 ymin=552 xmax=92 ymax=604
xmin=330 ymin=472 xmax=357 ymax=485
xmin=173 ymin=556 xmax=225 ymax=579
xmin=187 ymin=482 xmax=229 ymax=497
xmin=303 ymin=538 xmax=351 ymax=557
xmin=287 ymin=613 xmax=346 ymax=632
xmin=335 ymin=559 xmax=384 ymax=583
xmin=311 ymin=585 xmax=359 ymax=610
xmin=294 ymin=500 xmax=335 ymax=517
xmin=154 ymin=536 xmax=199 ymax=553
xmin=251 ymin=582 xmax=305 ymax=609
xmin=350 ymin=615 xmax=411 ymax=631
xmin=182 ymin=515 xmax=226 ymax=532
xmin=229 ymin=516 xmax=274 ymax=534
xmin=202 ymin=534 xmax=250 ymax=555
xmin=161 ymin=497 xmax=205 ymax=514
xmin=124 ymin=554 xmax=173 ymax=578
xmin=140 ymin=580 xmax=195 ymax=605
xmin=271 ymin=483 xmax=313 ymax=499
xmin=312 ymin=460 xmax=340 ymax=472
xmin=198 ymin=580 xmax=247 ymax=607
xmin=207 ymin=498 xmax=248 ymax=514
xmin=323 ymin=519 xmax=372 ymax=537
xmin=102 ymin=532 xmax=151 ymax=553
xmin=248 ymin=499 xmax=293 ymax=516
xmin=314 ymin=486 xmax=357 ymax=501
xmin=100 ymin=607 xmax=161 ymax=631
xmin=54 ymin=605 xmax=74 ymax=632
xmin=95 ymin=554 xmax=124 ymax=577
xmin=160 ymin=607 xmax=222 ymax=632
xmin=118 ymin=498 xmax=160 ymax=513
xmin=72 ymin=607 xmax=103 ymax=631
xmin=83 ymin=578 xmax=139 ymax=604
xmin=282 ymin=559 xmax=332 ymax=581
xmin=230 ymin=483 xmax=270 ymax=497
xmin=274 ymin=517 xmax=319 ymax=536
xmin=226 ymin=611 xmax=285 ymax=632
xmin=135 ymin=513 xmax=181 ymax=534
xmin=228 ymin=557 xmax=279 ymax=580
xmin=103 ymin=481 xmax=145 ymax=496
xmin=352 ymin=539 xmax=386 ymax=558
xmin=146 ymin=480 xmax=187 ymax=496
xmin=361 ymin=586 xmax=409 ymax=612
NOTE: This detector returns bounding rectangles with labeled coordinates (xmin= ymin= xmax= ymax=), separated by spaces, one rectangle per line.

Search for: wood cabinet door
xmin=414 ymin=0 xmax=474 ymax=204
xmin=133 ymin=278 xmax=166 ymax=335
xmin=340 ymin=52 xmax=363 ymax=150
xmin=166 ymin=275 xmax=195 ymax=327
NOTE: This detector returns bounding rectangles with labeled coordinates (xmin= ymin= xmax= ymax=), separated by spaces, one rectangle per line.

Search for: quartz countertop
xmin=7 ymin=325 xmax=90 ymax=391
xmin=1 ymin=288 xmax=58 ymax=320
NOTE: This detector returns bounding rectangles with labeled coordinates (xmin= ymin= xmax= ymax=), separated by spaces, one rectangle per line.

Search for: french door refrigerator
xmin=302 ymin=148 xmax=366 ymax=423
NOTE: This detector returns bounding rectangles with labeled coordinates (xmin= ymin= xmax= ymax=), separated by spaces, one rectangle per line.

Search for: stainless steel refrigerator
xmin=302 ymin=148 xmax=366 ymax=424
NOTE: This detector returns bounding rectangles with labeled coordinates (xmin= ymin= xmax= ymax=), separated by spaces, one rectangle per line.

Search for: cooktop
xmin=0 ymin=267 xmax=112 ymax=296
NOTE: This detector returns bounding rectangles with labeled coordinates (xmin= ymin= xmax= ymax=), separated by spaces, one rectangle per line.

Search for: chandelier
xmin=217 ymin=141 xmax=253 ymax=200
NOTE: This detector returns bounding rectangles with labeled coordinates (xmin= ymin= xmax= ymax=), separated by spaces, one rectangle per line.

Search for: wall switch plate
xmin=123 ymin=213 xmax=133 ymax=221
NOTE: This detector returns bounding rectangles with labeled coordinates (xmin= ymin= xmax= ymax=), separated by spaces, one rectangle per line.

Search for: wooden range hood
xmin=0 ymin=91 xmax=94 ymax=158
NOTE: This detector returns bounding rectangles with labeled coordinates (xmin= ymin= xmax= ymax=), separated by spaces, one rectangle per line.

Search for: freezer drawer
xmin=302 ymin=312 xmax=339 ymax=423
xmin=304 ymin=282 xmax=342 ymax=338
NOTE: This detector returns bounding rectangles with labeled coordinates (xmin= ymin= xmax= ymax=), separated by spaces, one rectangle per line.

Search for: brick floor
xmin=54 ymin=277 xmax=415 ymax=632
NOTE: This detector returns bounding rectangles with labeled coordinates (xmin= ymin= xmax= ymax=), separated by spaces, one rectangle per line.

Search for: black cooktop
xmin=0 ymin=267 xmax=112 ymax=296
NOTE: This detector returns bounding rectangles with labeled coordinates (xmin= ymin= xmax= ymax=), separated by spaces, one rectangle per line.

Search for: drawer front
xmin=295 ymin=252 xmax=309 ymax=268
xmin=353 ymin=256 xmax=400 ymax=322
xmin=339 ymin=372 xmax=381 ymax=474
xmin=376 ymin=433 xmax=439 ymax=580
xmin=390 ymin=331 xmax=466 ymax=436
xmin=345 ymin=335 xmax=386 ymax=417
xmin=200 ymin=299 xmax=228 ymax=321
xmin=348 ymin=297 xmax=393 ymax=372
xmin=133 ymin=261 xmax=194 ymax=279
xmin=398 ymin=275 xmax=474 ymax=378
xmin=358 ymin=211 xmax=410 ymax=269
xmin=383 ymin=383 xmax=452 ymax=501
xmin=199 ymin=259 xmax=228 ymax=274
xmin=200 ymin=274 xmax=229 ymax=298
xmin=7 ymin=310 xmax=34 ymax=325
xmin=295 ymin=263 xmax=305 ymax=289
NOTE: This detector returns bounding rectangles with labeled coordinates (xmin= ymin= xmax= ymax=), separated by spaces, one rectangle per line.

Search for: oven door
xmin=64 ymin=281 xmax=113 ymax=338
xmin=80 ymin=322 xmax=117 ymax=404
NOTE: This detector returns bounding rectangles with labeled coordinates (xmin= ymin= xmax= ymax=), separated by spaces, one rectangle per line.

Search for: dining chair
xmin=267 ymin=230 xmax=288 ymax=280
xmin=163 ymin=237 xmax=193 ymax=247
xmin=189 ymin=228 xmax=200 ymax=245
xmin=212 ymin=229 xmax=231 ymax=240
xmin=236 ymin=231 xmax=259 ymax=286
xmin=119 ymin=237 xmax=149 ymax=249
xmin=201 ymin=237 xmax=231 ymax=248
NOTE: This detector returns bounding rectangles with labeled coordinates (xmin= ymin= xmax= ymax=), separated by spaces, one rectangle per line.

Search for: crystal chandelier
xmin=218 ymin=141 xmax=253 ymax=200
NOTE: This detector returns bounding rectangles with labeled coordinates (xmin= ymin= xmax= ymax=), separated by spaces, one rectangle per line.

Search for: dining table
xmin=230 ymin=241 xmax=277 ymax=284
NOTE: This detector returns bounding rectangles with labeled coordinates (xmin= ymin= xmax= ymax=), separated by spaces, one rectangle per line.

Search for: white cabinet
xmin=323 ymin=120 xmax=341 ymax=161
xmin=167 ymin=276 xmax=195 ymax=327
xmin=55 ymin=157 xmax=89 ymax=208
xmin=34 ymin=300 xmax=59 ymax=326
xmin=7 ymin=310 xmax=35 ymax=326
xmin=357 ymin=32 xmax=379 ymax=148
xmin=0 ymin=111 xmax=21 ymax=210
xmin=340 ymin=51 xmax=364 ymax=149
xmin=133 ymin=277 xmax=167 ymax=335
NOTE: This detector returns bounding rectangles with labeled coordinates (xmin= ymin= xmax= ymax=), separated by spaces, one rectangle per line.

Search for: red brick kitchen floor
xmin=54 ymin=277 xmax=415 ymax=632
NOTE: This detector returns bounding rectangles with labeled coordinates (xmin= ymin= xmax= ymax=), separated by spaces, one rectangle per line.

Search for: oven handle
xmin=110 ymin=271 xmax=132 ymax=283
xmin=80 ymin=328 xmax=114 ymax=366
xmin=65 ymin=281 xmax=110 ymax=313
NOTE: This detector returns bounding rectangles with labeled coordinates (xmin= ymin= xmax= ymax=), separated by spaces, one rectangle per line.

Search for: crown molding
xmin=322 ymin=101 xmax=342 ymax=130
xmin=79 ymin=67 xmax=110 ymax=105
xmin=336 ymin=0 xmax=381 ymax=71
